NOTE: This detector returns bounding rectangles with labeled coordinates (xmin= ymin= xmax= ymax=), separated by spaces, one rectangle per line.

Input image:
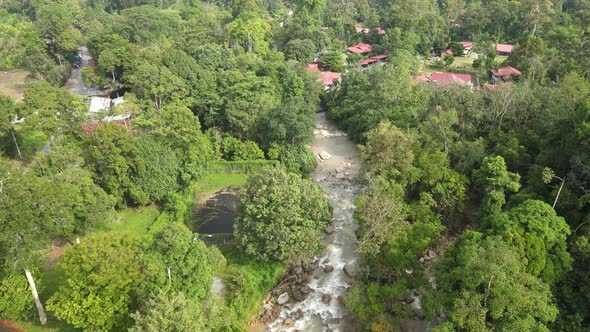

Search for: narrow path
xmin=268 ymin=112 xmax=361 ymax=331
xmin=65 ymin=46 xmax=91 ymax=96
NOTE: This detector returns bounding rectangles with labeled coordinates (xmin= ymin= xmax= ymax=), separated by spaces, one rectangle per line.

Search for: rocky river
xmin=266 ymin=112 xmax=362 ymax=332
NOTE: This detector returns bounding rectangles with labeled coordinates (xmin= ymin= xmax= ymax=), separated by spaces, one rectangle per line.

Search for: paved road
xmin=65 ymin=46 xmax=91 ymax=96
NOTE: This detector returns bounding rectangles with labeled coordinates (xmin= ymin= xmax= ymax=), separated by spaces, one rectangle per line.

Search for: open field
xmin=0 ymin=70 xmax=30 ymax=99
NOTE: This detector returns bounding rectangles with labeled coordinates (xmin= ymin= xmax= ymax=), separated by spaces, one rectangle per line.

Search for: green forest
xmin=1 ymin=0 xmax=590 ymax=331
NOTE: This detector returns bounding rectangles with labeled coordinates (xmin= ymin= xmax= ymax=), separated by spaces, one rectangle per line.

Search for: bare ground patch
xmin=0 ymin=70 xmax=31 ymax=99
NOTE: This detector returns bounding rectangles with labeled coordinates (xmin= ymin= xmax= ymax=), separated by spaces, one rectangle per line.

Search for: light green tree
xmin=235 ymin=167 xmax=332 ymax=262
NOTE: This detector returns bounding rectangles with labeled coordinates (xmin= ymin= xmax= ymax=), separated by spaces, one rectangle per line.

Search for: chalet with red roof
xmin=306 ymin=63 xmax=319 ymax=72
xmin=496 ymin=44 xmax=514 ymax=56
xmin=82 ymin=119 xmax=132 ymax=135
xmin=346 ymin=43 xmax=372 ymax=54
xmin=491 ymin=66 xmax=522 ymax=82
xmin=317 ymin=71 xmax=342 ymax=88
xmin=431 ymin=72 xmax=472 ymax=88
xmin=441 ymin=48 xmax=454 ymax=58
xmin=359 ymin=53 xmax=389 ymax=67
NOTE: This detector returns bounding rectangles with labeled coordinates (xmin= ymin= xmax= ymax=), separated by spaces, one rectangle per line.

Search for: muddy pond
xmin=192 ymin=188 xmax=240 ymax=237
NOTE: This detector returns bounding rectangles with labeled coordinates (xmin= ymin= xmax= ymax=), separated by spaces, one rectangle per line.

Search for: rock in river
xmin=324 ymin=265 xmax=334 ymax=273
xmin=277 ymin=292 xmax=289 ymax=305
xmin=344 ymin=261 xmax=357 ymax=278
xmin=319 ymin=151 xmax=332 ymax=160
xmin=322 ymin=293 xmax=332 ymax=304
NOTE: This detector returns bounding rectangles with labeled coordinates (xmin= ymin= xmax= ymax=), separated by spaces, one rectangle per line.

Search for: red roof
xmin=306 ymin=63 xmax=319 ymax=72
xmin=82 ymin=119 xmax=131 ymax=135
xmin=460 ymin=41 xmax=473 ymax=49
xmin=459 ymin=9 xmax=467 ymax=15
xmin=431 ymin=72 xmax=472 ymax=87
xmin=346 ymin=43 xmax=372 ymax=54
xmin=491 ymin=66 xmax=522 ymax=78
xmin=442 ymin=48 xmax=454 ymax=57
xmin=375 ymin=27 xmax=385 ymax=35
xmin=317 ymin=72 xmax=342 ymax=86
xmin=359 ymin=58 xmax=378 ymax=66
xmin=370 ymin=54 xmax=388 ymax=60
xmin=496 ymin=44 xmax=514 ymax=53
xmin=415 ymin=75 xmax=432 ymax=82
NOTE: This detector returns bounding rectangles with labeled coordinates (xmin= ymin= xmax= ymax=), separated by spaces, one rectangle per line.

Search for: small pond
xmin=193 ymin=188 xmax=240 ymax=235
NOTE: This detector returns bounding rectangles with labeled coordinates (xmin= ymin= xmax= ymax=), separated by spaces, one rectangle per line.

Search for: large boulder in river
xmin=322 ymin=293 xmax=332 ymax=304
xmin=324 ymin=226 xmax=335 ymax=235
xmin=343 ymin=261 xmax=357 ymax=277
xmin=324 ymin=265 xmax=334 ymax=273
xmin=319 ymin=151 xmax=332 ymax=160
xmin=277 ymin=292 xmax=289 ymax=305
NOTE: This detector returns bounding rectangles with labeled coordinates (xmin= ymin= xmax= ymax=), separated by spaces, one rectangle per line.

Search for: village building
xmin=359 ymin=53 xmax=389 ymax=68
xmin=317 ymin=71 xmax=342 ymax=89
xmin=346 ymin=42 xmax=372 ymax=55
xmin=491 ymin=66 xmax=522 ymax=82
xmin=82 ymin=119 xmax=131 ymax=135
xmin=496 ymin=43 xmax=514 ymax=56
xmin=431 ymin=72 xmax=473 ymax=88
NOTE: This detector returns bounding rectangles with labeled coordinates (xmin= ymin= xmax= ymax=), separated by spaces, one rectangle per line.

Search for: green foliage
xmin=235 ymin=167 xmax=331 ymax=262
xmin=220 ymin=135 xmax=265 ymax=161
xmin=491 ymin=200 xmax=572 ymax=283
xmin=133 ymin=135 xmax=180 ymax=203
xmin=220 ymin=246 xmax=283 ymax=324
xmin=320 ymin=51 xmax=345 ymax=72
xmin=47 ymin=233 xmax=144 ymax=331
xmin=142 ymin=223 xmax=214 ymax=302
xmin=474 ymin=156 xmax=521 ymax=218
xmin=430 ymin=233 xmax=558 ymax=331
xmin=84 ymin=123 xmax=147 ymax=207
xmin=130 ymin=290 xmax=205 ymax=332
xmin=267 ymin=143 xmax=317 ymax=176
xmin=0 ymin=273 xmax=35 ymax=320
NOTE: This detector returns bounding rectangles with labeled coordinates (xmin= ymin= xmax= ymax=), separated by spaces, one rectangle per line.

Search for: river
xmin=268 ymin=112 xmax=362 ymax=331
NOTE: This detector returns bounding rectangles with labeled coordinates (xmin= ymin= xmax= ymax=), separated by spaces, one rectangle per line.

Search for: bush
xmin=234 ymin=167 xmax=332 ymax=262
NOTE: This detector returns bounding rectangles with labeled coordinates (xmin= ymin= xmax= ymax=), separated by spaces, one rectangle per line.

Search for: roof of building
xmin=306 ymin=63 xmax=320 ymax=72
xmin=317 ymin=71 xmax=342 ymax=86
xmin=346 ymin=43 xmax=372 ymax=54
xmin=415 ymin=75 xmax=432 ymax=82
xmin=442 ymin=48 xmax=454 ymax=57
xmin=496 ymin=43 xmax=514 ymax=53
xmin=460 ymin=41 xmax=474 ymax=49
xmin=89 ymin=97 xmax=111 ymax=114
xmin=370 ymin=54 xmax=389 ymax=60
xmin=459 ymin=9 xmax=467 ymax=15
xmin=375 ymin=27 xmax=385 ymax=35
xmin=359 ymin=58 xmax=379 ymax=66
xmin=491 ymin=66 xmax=522 ymax=78
xmin=82 ymin=119 xmax=131 ymax=135
xmin=431 ymin=72 xmax=472 ymax=86
xmin=482 ymin=82 xmax=513 ymax=92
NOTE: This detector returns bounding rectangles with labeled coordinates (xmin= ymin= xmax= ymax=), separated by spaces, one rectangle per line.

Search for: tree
xmin=430 ymin=232 xmax=558 ymax=331
xmin=258 ymin=96 xmax=315 ymax=147
xmin=473 ymin=156 xmax=521 ymax=219
xmin=220 ymin=135 xmax=264 ymax=161
xmin=492 ymin=200 xmax=572 ymax=283
xmin=130 ymin=290 xmax=205 ymax=332
xmin=17 ymin=82 xmax=86 ymax=136
xmin=84 ymin=123 xmax=147 ymax=207
xmin=443 ymin=54 xmax=455 ymax=66
xmin=35 ymin=4 xmax=81 ymax=66
xmin=320 ymin=51 xmax=345 ymax=72
xmin=47 ymin=233 xmax=144 ymax=331
xmin=234 ymin=167 xmax=331 ymax=262
xmin=360 ymin=122 xmax=419 ymax=185
xmin=133 ymin=136 xmax=180 ymax=203
xmin=142 ymin=223 xmax=215 ymax=302
xmin=126 ymin=63 xmax=186 ymax=112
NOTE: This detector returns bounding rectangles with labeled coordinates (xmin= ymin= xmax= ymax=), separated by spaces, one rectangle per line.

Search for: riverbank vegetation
xmin=1 ymin=0 xmax=590 ymax=331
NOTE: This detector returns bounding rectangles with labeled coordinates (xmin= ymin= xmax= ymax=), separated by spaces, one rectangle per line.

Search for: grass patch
xmin=97 ymin=205 xmax=161 ymax=237
xmin=193 ymin=173 xmax=249 ymax=203
xmin=219 ymin=245 xmax=284 ymax=324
